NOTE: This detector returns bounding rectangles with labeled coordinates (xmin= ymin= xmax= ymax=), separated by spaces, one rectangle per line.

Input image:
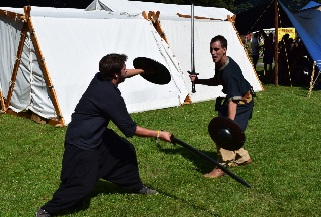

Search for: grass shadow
xmin=156 ymin=189 xmax=222 ymax=217
xmin=156 ymin=143 xmax=218 ymax=174
xmin=55 ymin=181 xmax=130 ymax=216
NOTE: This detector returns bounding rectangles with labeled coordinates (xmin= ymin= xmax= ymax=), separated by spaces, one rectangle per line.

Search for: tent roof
xmin=86 ymin=0 xmax=234 ymax=20
xmin=1 ymin=6 xmax=143 ymax=19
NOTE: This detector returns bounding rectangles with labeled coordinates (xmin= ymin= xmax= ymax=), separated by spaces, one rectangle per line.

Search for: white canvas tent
xmin=0 ymin=6 xmax=189 ymax=126
xmin=86 ymin=0 xmax=263 ymax=103
xmin=86 ymin=0 xmax=234 ymax=21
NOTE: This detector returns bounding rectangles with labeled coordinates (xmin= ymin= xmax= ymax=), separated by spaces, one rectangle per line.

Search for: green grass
xmin=1 ymin=76 xmax=321 ymax=216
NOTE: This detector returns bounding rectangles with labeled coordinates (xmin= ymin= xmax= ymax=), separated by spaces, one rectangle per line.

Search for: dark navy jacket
xmin=65 ymin=73 xmax=137 ymax=150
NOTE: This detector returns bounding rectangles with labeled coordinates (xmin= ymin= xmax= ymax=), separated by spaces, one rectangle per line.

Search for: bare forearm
xmin=227 ymin=101 xmax=237 ymax=120
xmin=191 ymin=76 xmax=220 ymax=86
xmin=135 ymin=126 xmax=171 ymax=142
xmin=126 ymin=69 xmax=144 ymax=78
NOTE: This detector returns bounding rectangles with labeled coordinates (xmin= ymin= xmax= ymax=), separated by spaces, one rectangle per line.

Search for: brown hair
xmin=99 ymin=53 xmax=128 ymax=81
xmin=210 ymin=35 xmax=227 ymax=49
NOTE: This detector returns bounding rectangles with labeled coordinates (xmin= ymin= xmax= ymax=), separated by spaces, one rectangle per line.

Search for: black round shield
xmin=208 ymin=117 xmax=246 ymax=151
xmin=133 ymin=57 xmax=171 ymax=85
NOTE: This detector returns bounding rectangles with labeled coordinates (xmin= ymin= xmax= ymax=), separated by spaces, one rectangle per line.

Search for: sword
xmin=171 ymin=135 xmax=251 ymax=188
xmin=188 ymin=2 xmax=198 ymax=93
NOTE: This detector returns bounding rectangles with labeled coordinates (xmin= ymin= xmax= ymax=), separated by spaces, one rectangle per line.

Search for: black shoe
xmin=137 ymin=186 xmax=159 ymax=195
xmin=36 ymin=208 xmax=51 ymax=217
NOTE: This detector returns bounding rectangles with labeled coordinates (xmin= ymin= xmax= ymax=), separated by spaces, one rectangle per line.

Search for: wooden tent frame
xmin=0 ymin=6 xmax=65 ymax=126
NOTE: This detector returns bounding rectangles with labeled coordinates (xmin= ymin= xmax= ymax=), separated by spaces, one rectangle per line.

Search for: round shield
xmin=133 ymin=57 xmax=171 ymax=85
xmin=208 ymin=117 xmax=246 ymax=151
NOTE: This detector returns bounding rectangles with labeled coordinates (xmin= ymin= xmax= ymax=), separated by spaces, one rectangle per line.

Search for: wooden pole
xmin=0 ymin=89 xmax=5 ymax=112
xmin=274 ymin=0 xmax=279 ymax=86
xmin=308 ymin=61 xmax=316 ymax=98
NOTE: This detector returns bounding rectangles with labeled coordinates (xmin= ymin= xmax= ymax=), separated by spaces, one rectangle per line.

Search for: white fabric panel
xmin=26 ymin=36 xmax=56 ymax=118
xmin=160 ymin=19 xmax=263 ymax=103
xmin=31 ymin=16 xmax=188 ymax=124
xmin=9 ymin=35 xmax=32 ymax=112
xmin=0 ymin=16 xmax=23 ymax=98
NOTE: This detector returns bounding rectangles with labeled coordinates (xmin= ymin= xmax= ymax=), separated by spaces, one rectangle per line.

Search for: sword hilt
xmin=187 ymin=71 xmax=199 ymax=93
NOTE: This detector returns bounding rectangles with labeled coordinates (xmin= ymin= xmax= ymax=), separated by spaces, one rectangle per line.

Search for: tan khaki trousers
xmin=216 ymin=145 xmax=251 ymax=166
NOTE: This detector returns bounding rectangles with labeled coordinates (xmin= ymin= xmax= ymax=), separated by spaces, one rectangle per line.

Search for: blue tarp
xmin=300 ymin=1 xmax=321 ymax=10
xmin=279 ymin=1 xmax=321 ymax=71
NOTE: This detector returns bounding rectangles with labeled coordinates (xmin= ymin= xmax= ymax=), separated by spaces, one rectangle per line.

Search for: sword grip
xmin=192 ymin=81 xmax=196 ymax=93
xmin=187 ymin=70 xmax=199 ymax=93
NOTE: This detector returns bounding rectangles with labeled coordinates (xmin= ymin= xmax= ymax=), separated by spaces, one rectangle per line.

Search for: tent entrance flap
xmin=0 ymin=6 xmax=65 ymax=126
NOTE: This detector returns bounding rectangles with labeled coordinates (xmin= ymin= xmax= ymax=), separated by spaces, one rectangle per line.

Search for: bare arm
xmin=135 ymin=126 xmax=172 ymax=143
xmin=189 ymin=74 xmax=221 ymax=86
xmin=126 ymin=69 xmax=144 ymax=78
xmin=227 ymin=101 xmax=237 ymax=120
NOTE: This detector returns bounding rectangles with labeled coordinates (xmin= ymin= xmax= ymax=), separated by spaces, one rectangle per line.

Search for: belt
xmin=238 ymin=91 xmax=252 ymax=105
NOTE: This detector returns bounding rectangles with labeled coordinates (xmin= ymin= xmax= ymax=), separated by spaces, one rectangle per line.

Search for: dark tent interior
xmin=235 ymin=0 xmax=320 ymax=87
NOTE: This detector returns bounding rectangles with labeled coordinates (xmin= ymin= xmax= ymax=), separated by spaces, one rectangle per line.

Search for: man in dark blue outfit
xmin=190 ymin=35 xmax=254 ymax=178
xmin=36 ymin=54 xmax=172 ymax=216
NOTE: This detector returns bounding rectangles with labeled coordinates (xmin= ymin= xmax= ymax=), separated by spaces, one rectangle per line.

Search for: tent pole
xmin=274 ymin=0 xmax=279 ymax=86
xmin=0 ymin=90 xmax=5 ymax=112
xmin=5 ymin=22 xmax=28 ymax=110
xmin=24 ymin=6 xmax=65 ymax=126
xmin=308 ymin=61 xmax=316 ymax=98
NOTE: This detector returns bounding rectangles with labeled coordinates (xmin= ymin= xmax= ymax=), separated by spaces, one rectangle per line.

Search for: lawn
xmin=1 ymin=72 xmax=321 ymax=216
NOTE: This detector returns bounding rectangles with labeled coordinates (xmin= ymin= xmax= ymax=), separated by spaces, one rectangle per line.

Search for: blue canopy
xmin=279 ymin=1 xmax=321 ymax=72
xmin=300 ymin=1 xmax=321 ymax=11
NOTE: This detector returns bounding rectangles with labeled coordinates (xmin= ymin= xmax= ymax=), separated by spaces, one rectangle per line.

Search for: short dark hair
xmin=210 ymin=35 xmax=227 ymax=49
xmin=99 ymin=53 xmax=128 ymax=80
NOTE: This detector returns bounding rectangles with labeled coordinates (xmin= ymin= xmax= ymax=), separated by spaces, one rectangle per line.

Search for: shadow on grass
xmin=54 ymin=181 xmax=132 ymax=216
xmin=156 ymin=189 xmax=222 ymax=217
xmin=55 ymin=180 xmax=222 ymax=216
xmin=156 ymin=143 xmax=218 ymax=174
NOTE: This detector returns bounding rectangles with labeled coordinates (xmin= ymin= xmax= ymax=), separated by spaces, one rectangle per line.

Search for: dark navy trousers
xmin=42 ymin=129 xmax=143 ymax=215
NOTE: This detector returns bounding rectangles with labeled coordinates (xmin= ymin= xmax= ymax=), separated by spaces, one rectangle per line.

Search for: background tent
xmin=0 ymin=6 xmax=189 ymax=126
xmin=235 ymin=0 xmax=292 ymax=35
xmin=86 ymin=0 xmax=263 ymax=103
xmin=86 ymin=0 xmax=234 ymax=20
xmin=234 ymin=0 xmax=321 ymax=87
xmin=235 ymin=0 xmax=321 ymax=71
xmin=279 ymin=1 xmax=321 ymax=71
